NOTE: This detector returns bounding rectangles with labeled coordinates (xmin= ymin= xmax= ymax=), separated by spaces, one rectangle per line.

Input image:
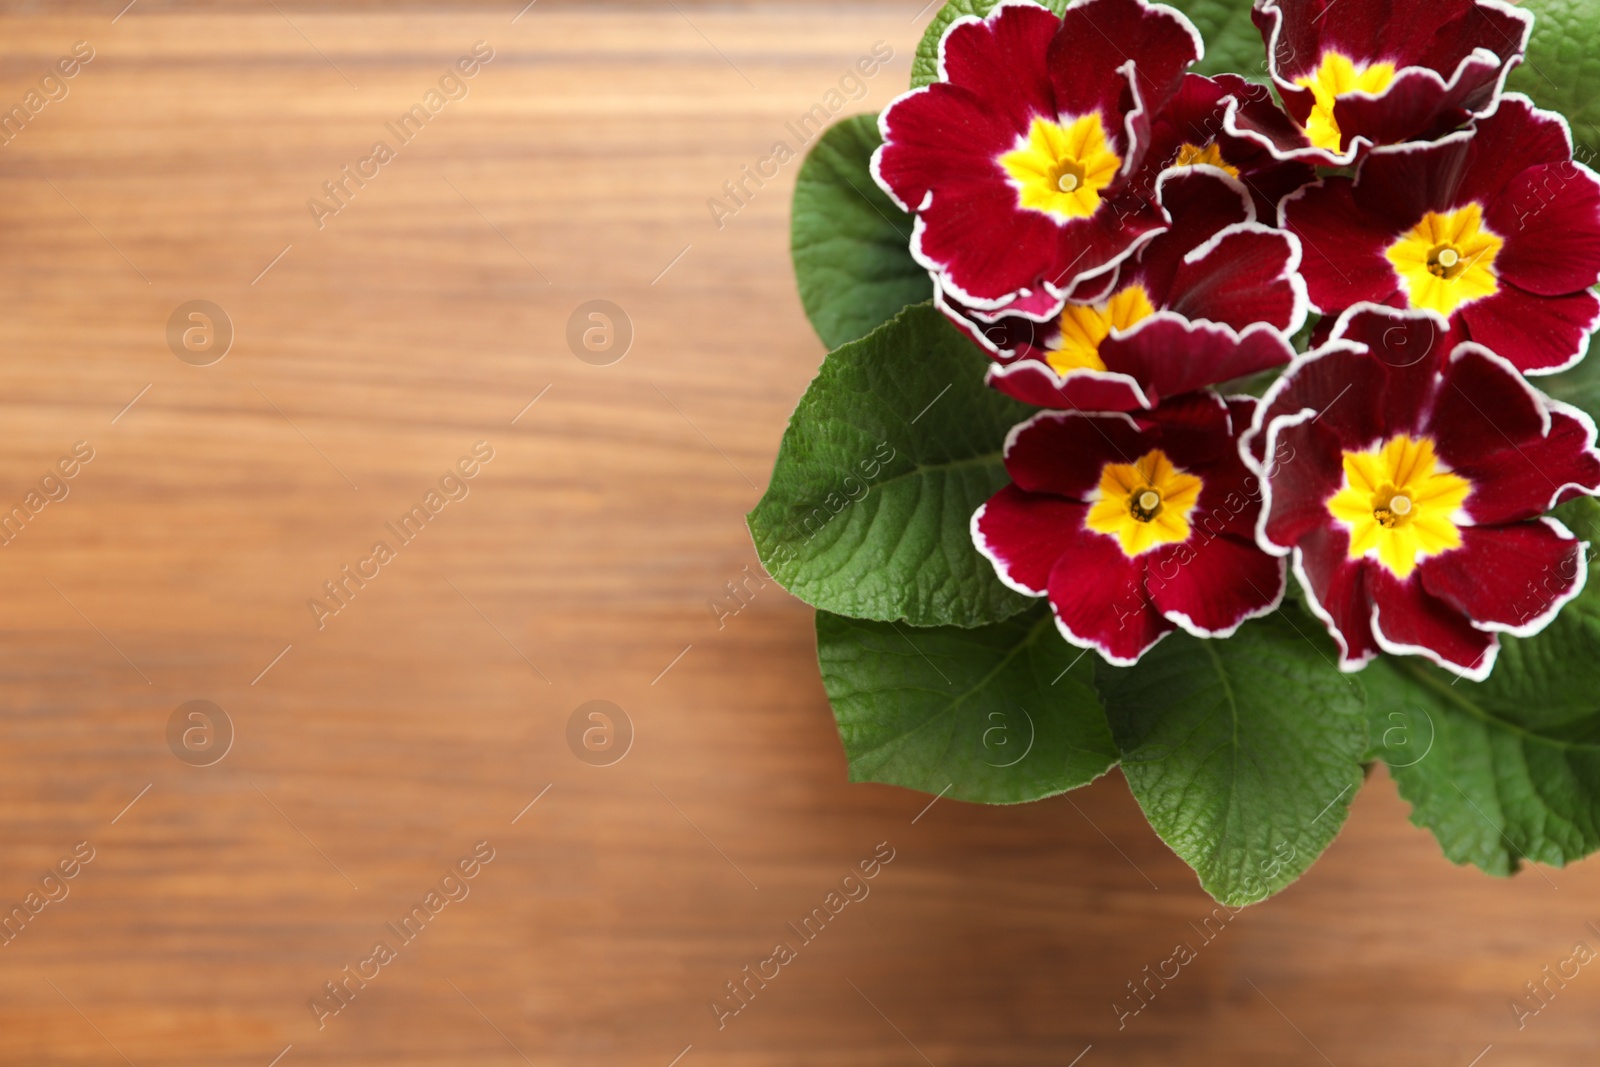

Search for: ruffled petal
xmin=1100 ymin=317 xmax=1296 ymax=407
xmin=1047 ymin=0 xmax=1201 ymax=136
xmin=938 ymin=2 xmax=1065 ymax=131
xmin=971 ymin=485 xmax=1086 ymax=596
xmin=986 ymin=360 xmax=1152 ymax=411
xmin=1260 ymin=0 xmax=1522 ymax=84
xmin=1045 ymin=528 xmax=1175 ymax=665
xmin=1281 ymin=180 xmax=1404 ymax=312
xmin=874 ymin=84 xmax=1025 ymax=214
xmin=1222 ymin=86 xmax=1323 ymax=164
xmin=1131 ymin=167 xmax=1255 ymax=303
xmin=1141 ymin=74 xmax=1317 ymax=219
xmin=1418 ymin=520 xmax=1588 ymax=636
xmin=1331 ymin=55 xmax=1503 ymax=148
xmin=1003 ymin=409 xmax=1147 ymax=499
xmin=1348 ymin=134 xmax=1473 ymax=227
xmin=912 ymin=179 xmax=1093 ymax=305
xmin=1450 ymin=406 xmax=1600 ymax=525
xmin=1148 ymin=533 xmax=1286 ymax=637
xmin=1293 ymin=525 xmax=1381 ymax=670
xmin=1425 ymin=343 xmax=1550 ymax=467
xmin=1257 ymin=415 xmax=1346 ymax=553
xmin=1354 ymin=96 xmax=1575 ymax=223
xmin=1487 ymin=162 xmax=1600 ymax=297
xmin=1247 ymin=307 xmax=1449 ymax=467
xmin=1137 ymin=389 xmax=1232 ymax=461
xmin=1459 ymin=283 xmax=1600 ymax=375
xmin=1367 ymin=567 xmax=1499 ymax=680
xmin=1164 ymin=224 xmax=1306 ymax=331
xmin=1457 ymin=94 xmax=1580 ymax=207
xmin=1252 ymin=0 xmax=1530 ymax=163
xmin=1327 ymin=306 xmax=1458 ymax=434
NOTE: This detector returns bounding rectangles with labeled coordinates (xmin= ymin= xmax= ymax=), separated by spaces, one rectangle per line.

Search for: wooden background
xmin=0 ymin=2 xmax=1595 ymax=1064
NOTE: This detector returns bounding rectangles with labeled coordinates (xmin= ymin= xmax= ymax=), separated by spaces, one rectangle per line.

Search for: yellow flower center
xmin=1294 ymin=52 xmax=1397 ymax=153
xmin=1383 ymin=203 xmax=1503 ymax=317
xmin=1000 ymin=114 xmax=1123 ymax=221
xmin=1045 ymin=285 xmax=1156 ymax=376
xmin=1327 ymin=435 xmax=1472 ymax=579
xmin=1173 ymin=141 xmax=1240 ymax=178
xmin=1085 ymin=448 xmax=1203 ymax=557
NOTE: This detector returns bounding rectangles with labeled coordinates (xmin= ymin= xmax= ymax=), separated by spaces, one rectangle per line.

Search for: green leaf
xmin=1096 ymin=608 xmax=1368 ymax=905
xmin=818 ymin=604 xmax=1119 ymax=803
xmin=1512 ymin=0 xmax=1600 ymax=162
xmin=1365 ymin=570 xmax=1600 ymax=877
xmin=792 ymin=114 xmax=932 ymax=351
xmin=911 ymin=0 xmax=1070 ymax=90
xmin=1556 ymin=495 xmax=1600 ymax=544
xmin=1166 ymin=0 xmax=1266 ymax=80
xmin=748 ymin=302 xmax=1035 ymax=627
xmin=1542 ymin=351 xmax=1600 ymax=428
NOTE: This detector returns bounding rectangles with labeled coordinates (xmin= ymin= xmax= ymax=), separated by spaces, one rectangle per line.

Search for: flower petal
xmin=1003 ymin=409 xmax=1147 ymax=499
xmin=1257 ymin=413 xmax=1346 ymax=553
xmin=1101 ymin=316 xmax=1295 ymax=408
xmin=1247 ymin=307 xmax=1447 ymax=468
xmin=971 ymin=485 xmax=1085 ymax=597
xmin=1352 ymin=95 xmax=1573 ymax=227
xmin=938 ymin=2 xmax=1065 ymax=131
xmin=1425 ymin=342 xmax=1550 ymax=467
xmin=1367 ymin=567 xmax=1499 ymax=680
xmin=1347 ymin=131 xmax=1474 ymax=226
xmin=1141 ymin=74 xmax=1317 ymax=219
xmin=1459 ymin=282 xmax=1600 ymax=375
xmin=986 ymin=360 xmax=1152 ymax=412
xmin=1487 ymin=161 xmax=1600 ymax=297
xmin=1221 ymin=84 xmax=1321 ymax=164
xmin=1132 ymin=167 xmax=1255 ymax=302
xmin=1457 ymin=94 xmax=1578 ymax=207
xmin=1449 ymin=405 xmax=1600 ymax=524
xmin=1251 ymin=0 xmax=1530 ymax=165
xmin=1045 ymin=526 xmax=1175 ymax=665
xmin=1292 ymin=525 xmax=1380 ymax=670
xmin=1047 ymin=0 xmax=1201 ymax=135
xmin=1280 ymin=179 xmax=1403 ymax=312
xmin=1331 ymin=55 xmax=1503 ymax=148
xmin=1165 ymin=224 xmax=1307 ymax=332
xmin=1148 ymin=533 xmax=1286 ymax=637
xmin=1418 ymin=520 xmax=1588 ymax=636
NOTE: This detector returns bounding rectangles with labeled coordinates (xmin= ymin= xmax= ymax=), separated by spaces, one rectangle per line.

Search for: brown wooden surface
xmin=0 ymin=3 xmax=1596 ymax=1065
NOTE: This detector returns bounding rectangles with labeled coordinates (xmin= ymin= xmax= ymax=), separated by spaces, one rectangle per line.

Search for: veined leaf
xmin=749 ymin=303 xmax=1033 ymax=628
xmin=1097 ymin=608 xmax=1368 ymax=905
xmin=818 ymin=604 xmax=1119 ymax=803
xmin=792 ymin=114 xmax=931 ymax=350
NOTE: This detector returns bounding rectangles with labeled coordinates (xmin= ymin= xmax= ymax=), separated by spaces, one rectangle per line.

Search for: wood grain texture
xmin=0 ymin=3 xmax=1596 ymax=1065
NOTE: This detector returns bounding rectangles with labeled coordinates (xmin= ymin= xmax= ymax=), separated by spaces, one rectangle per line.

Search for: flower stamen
xmin=1385 ymin=204 xmax=1503 ymax=316
xmin=1086 ymin=449 xmax=1203 ymax=557
xmin=1173 ymin=141 xmax=1240 ymax=178
xmin=1000 ymin=114 xmax=1122 ymax=221
xmin=1295 ymin=52 xmax=1397 ymax=153
xmin=1327 ymin=436 xmax=1471 ymax=578
xmin=1044 ymin=284 xmax=1156 ymax=375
